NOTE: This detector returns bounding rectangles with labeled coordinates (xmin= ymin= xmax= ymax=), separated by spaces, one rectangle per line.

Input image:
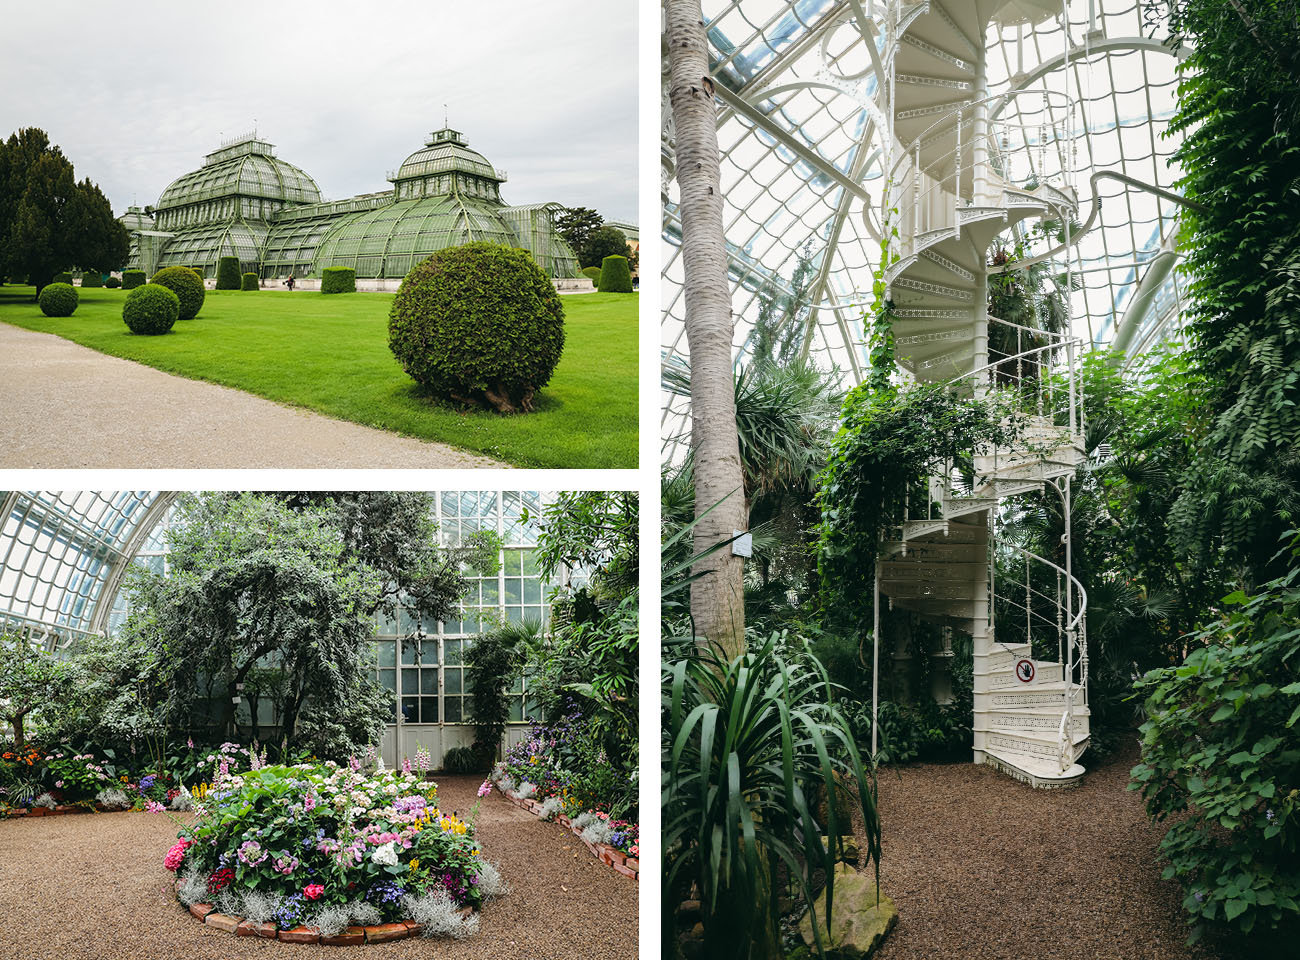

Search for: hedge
xmin=53 ymin=272 xmax=72 ymax=285
xmin=597 ymin=255 xmax=633 ymax=293
xmin=581 ymin=266 xmax=602 ymax=283
xmin=38 ymin=283 xmax=78 ymax=317
xmin=105 ymin=276 xmax=122 ymax=288
xmin=321 ymin=266 xmax=357 ymax=294
xmin=122 ymin=284 xmax=180 ymax=335
xmin=215 ymin=256 xmax=241 ymax=290
xmin=151 ymin=266 xmax=205 ymax=320
xmin=122 ymin=270 xmax=146 ymax=290
xmin=388 ymin=242 xmax=565 ymax=413
xmin=241 ymin=272 xmax=259 ymax=291
xmin=80 ymin=271 xmax=103 ymax=288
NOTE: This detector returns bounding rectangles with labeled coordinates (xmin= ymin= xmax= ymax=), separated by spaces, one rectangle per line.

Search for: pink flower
xmin=304 ymin=884 xmax=324 ymax=901
xmin=145 ymin=800 xmax=166 ymax=814
xmin=477 ymin=781 xmax=492 ymax=797
xmin=164 ymin=840 xmax=191 ymax=871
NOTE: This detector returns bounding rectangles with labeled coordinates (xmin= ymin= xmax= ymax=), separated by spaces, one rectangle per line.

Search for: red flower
xmin=304 ymin=884 xmax=325 ymax=901
xmin=207 ymin=867 xmax=234 ymax=893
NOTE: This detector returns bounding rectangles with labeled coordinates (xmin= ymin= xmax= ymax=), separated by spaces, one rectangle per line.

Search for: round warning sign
xmin=1014 ymin=659 xmax=1035 ymax=683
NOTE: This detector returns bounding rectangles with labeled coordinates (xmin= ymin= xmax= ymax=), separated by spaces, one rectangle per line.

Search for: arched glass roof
xmin=392 ymin=128 xmax=506 ymax=185
xmin=157 ymin=138 xmax=322 ymax=211
xmin=661 ymin=0 xmax=1190 ymax=454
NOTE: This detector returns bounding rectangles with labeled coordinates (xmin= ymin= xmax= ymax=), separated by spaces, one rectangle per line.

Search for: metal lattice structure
xmin=125 ymin=128 xmax=581 ymax=282
xmin=662 ymin=0 xmax=1191 ymax=456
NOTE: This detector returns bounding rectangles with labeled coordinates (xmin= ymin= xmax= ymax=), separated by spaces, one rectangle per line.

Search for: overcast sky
xmin=0 ymin=0 xmax=637 ymax=223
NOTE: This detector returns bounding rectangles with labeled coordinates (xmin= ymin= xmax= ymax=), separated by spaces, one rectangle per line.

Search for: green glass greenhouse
xmin=125 ymin=128 xmax=579 ymax=282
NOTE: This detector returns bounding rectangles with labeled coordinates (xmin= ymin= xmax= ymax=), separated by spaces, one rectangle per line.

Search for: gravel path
xmin=0 ymin=776 xmax=635 ymax=960
xmin=0 ymin=324 xmax=505 ymax=468
xmin=862 ymin=742 xmax=1221 ymax=960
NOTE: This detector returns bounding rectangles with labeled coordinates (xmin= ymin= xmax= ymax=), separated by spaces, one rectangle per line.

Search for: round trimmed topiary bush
xmin=122 ymin=270 xmax=146 ymax=290
xmin=581 ymin=265 xmax=601 ymax=283
xmin=215 ymin=256 xmax=241 ymax=290
xmin=80 ymin=271 xmax=103 ymax=288
xmin=38 ymin=282 xmax=78 ymax=317
xmin=321 ymin=265 xmax=356 ymax=294
xmin=388 ymin=242 xmax=565 ymax=413
xmin=151 ymin=266 xmax=205 ymax=320
xmin=241 ymin=272 xmax=259 ymax=291
xmin=105 ymin=276 xmax=122 ymax=289
xmin=53 ymin=271 xmax=72 ymax=285
xmin=122 ymin=283 xmax=180 ymax=335
xmin=597 ymin=255 xmax=633 ymax=293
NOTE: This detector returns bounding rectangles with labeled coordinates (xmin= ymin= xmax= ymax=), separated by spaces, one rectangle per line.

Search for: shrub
xmin=241 ymin=272 xmax=259 ymax=291
xmin=37 ymin=282 xmax=78 ymax=317
xmin=80 ymin=271 xmax=102 ymax=288
xmin=1130 ymin=540 xmax=1300 ymax=945
xmin=441 ymin=745 xmax=480 ymax=774
xmin=150 ymin=266 xmax=204 ymax=320
xmin=53 ymin=272 xmax=72 ymax=285
xmin=321 ymin=265 xmax=356 ymax=294
xmin=581 ymin=265 xmax=602 ymax=283
xmin=388 ymin=242 xmax=565 ymax=413
xmin=122 ymin=283 xmax=180 ymax=335
xmin=597 ymin=255 xmax=633 ymax=293
xmin=105 ymin=276 xmax=121 ymax=288
xmin=215 ymin=256 xmax=241 ymax=290
xmin=122 ymin=270 xmax=146 ymax=290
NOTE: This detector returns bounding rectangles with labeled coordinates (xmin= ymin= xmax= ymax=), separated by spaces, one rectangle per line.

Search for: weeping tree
xmin=667 ymin=0 xmax=746 ymax=657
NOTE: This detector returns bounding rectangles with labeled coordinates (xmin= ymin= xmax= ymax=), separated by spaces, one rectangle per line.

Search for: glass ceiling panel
xmin=662 ymin=0 xmax=1190 ymax=456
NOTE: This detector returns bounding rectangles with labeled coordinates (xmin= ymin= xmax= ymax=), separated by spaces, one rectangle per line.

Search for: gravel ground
xmin=0 ymin=324 xmax=504 ymax=468
xmin=861 ymin=741 xmax=1222 ymax=960
xmin=0 ymin=776 xmax=635 ymax=960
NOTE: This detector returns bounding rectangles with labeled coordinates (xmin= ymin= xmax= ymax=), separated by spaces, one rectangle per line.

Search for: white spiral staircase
xmin=872 ymin=0 xmax=1090 ymax=787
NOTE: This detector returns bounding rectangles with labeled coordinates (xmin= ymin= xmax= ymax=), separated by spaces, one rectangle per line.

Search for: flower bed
xmin=167 ymin=760 xmax=506 ymax=942
xmin=489 ymin=779 xmax=640 ymax=881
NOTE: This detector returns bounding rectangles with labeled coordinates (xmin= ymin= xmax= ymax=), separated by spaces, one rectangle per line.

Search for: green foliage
xmin=388 ymin=242 xmax=565 ymax=413
xmin=37 ymin=282 xmax=77 ymax=317
xmin=533 ymin=491 xmax=638 ymax=600
xmin=464 ymin=622 xmax=532 ymax=762
xmin=122 ymin=283 xmax=179 ymax=335
xmin=121 ymin=269 xmax=145 ymax=289
xmin=150 ymin=266 xmax=204 ymax=320
xmin=1156 ymin=0 xmax=1300 ymax=582
xmin=0 ymin=128 xmax=128 ymax=291
xmin=440 ymin=745 xmax=480 ymax=774
xmin=554 ymin=206 xmax=603 ymax=263
xmin=52 ymin=272 xmax=72 ymax=285
xmin=582 ymin=225 xmax=633 ymax=270
xmin=321 ymin=265 xmax=356 ymax=294
xmin=0 ymin=633 xmax=74 ymax=746
xmin=596 ymin=254 xmax=632 ymax=293
xmin=79 ymin=270 xmax=101 ymax=288
xmin=214 ymin=256 xmax=240 ymax=290
xmin=581 ymin=265 xmax=602 ymax=283
xmin=1130 ymin=534 xmax=1300 ymax=945
xmin=104 ymin=275 xmax=121 ymax=288
xmin=816 ymin=381 xmax=1021 ymax=634
xmin=240 ymin=272 xmax=259 ymax=291
xmin=663 ymin=633 xmax=881 ymax=960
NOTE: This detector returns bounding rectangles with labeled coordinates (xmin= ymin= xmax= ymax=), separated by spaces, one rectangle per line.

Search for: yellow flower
xmin=410 ymin=859 xmax=420 ymax=870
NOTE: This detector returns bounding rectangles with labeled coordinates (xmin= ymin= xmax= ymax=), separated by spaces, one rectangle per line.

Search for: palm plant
xmin=663 ymin=632 xmax=881 ymax=960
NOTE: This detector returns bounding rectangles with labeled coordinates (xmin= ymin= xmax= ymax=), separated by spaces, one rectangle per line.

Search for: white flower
xmin=371 ymin=842 xmax=399 ymax=866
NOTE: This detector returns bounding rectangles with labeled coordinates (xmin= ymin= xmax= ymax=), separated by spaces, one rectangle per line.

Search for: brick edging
xmin=184 ymin=901 xmax=474 ymax=944
xmin=497 ymin=790 xmax=638 ymax=881
xmin=2 ymin=802 xmax=139 ymax=818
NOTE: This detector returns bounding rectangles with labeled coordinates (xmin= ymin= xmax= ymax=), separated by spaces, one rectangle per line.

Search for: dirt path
xmin=0 ymin=324 xmax=505 ymax=468
xmin=0 ymin=775 xmax=635 ymax=960
xmin=863 ymin=742 xmax=1220 ymax=960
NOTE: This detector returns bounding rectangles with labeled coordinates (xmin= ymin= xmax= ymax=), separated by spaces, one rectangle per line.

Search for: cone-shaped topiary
xmin=597 ymin=255 xmax=633 ymax=293
xmin=215 ymin=256 xmax=241 ymax=290
xmin=322 ymin=266 xmax=356 ymax=294
xmin=151 ymin=266 xmax=205 ymax=319
xmin=388 ymin=242 xmax=565 ymax=413
xmin=38 ymin=282 xmax=78 ymax=317
xmin=122 ymin=283 xmax=179 ymax=335
xmin=241 ymin=272 xmax=259 ymax=291
xmin=581 ymin=266 xmax=601 ymax=283
xmin=80 ymin=271 xmax=102 ymax=288
xmin=122 ymin=270 xmax=146 ymax=290
xmin=105 ymin=276 xmax=122 ymax=288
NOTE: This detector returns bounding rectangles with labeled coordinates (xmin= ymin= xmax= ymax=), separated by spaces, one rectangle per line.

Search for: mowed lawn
xmin=0 ymin=286 xmax=637 ymax=468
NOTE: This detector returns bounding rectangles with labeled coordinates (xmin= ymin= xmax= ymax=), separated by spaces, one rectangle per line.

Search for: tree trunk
xmin=12 ymin=711 xmax=26 ymax=748
xmin=666 ymin=0 xmax=747 ymax=659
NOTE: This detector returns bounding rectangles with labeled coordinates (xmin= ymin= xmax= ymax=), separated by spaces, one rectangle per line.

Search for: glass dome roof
xmin=311 ymin=194 xmax=518 ymax=280
xmin=661 ymin=0 xmax=1191 ymax=454
xmin=390 ymin=128 xmax=506 ymax=185
xmin=156 ymin=137 xmax=322 ymax=211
